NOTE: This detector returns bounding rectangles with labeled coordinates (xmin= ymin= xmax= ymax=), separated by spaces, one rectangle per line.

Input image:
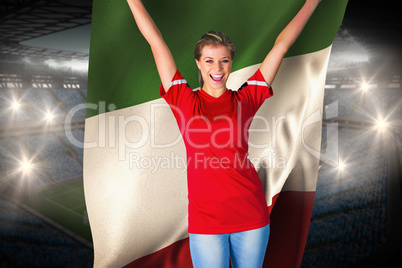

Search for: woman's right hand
xmin=126 ymin=0 xmax=177 ymax=92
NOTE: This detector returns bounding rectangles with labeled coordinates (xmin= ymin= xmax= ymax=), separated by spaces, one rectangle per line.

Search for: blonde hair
xmin=194 ymin=31 xmax=235 ymax=88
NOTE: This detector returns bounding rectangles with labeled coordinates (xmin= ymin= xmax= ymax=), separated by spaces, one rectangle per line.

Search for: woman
xmin=127 ymin=0 xmax=321 ymax=267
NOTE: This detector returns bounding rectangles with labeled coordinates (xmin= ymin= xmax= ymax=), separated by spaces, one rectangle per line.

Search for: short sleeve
xmin=236 ymin=68 xmax=274 ymax=115
xmin=160 ymin=69 xmax=195 ymax=105
xmin=159 ymin=69 xmax=195 ymax=119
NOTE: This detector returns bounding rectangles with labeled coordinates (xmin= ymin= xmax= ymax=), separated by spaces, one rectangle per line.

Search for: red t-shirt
xmin=160 ymin=68 xmax=274 ymax=234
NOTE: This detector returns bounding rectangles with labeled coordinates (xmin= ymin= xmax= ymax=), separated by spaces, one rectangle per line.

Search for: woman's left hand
xmin=259 ymin=0 xmax=322 ymax=86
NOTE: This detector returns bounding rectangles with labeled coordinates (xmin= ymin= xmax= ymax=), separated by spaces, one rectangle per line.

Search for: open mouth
xmin=210 ymin=74 xmax=224 ymax=82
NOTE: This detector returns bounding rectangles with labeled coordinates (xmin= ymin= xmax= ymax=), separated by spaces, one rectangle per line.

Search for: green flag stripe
xmin=86 ymin=0 xmax=348 ymax=118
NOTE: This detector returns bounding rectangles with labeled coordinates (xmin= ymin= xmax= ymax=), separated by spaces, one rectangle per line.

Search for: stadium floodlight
xmin=45 ymin=111 xmax=55 ymax=123
xmin=11 ymin=99 xmax=21 ymax=111
xmin=375 ymin=118 xmax=388 ymax=132
xmin=44 ymin=58 xmax=59 ymax=68
xmin=19 ymin=159 xmax=33 ymax=175
xmin=337 ymin=160 xmax=346 ymax=172
xmin=360 ymin=82 xmax=369 ymax=92
xmin=69 ymin=59 xmax=88 ymax=72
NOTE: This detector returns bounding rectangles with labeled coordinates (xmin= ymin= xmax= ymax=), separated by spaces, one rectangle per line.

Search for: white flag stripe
xmin=249 ymin=46 xmax=331 ymax=198
xmin=84 ymin=46 xmax=331 ymax=267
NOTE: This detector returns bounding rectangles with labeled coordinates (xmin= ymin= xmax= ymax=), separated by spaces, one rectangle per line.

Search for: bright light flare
xmin=45 ymin=111 xmax=55 ymax=122
xmin=327 ymin=31 xmax=369 ymax=71
xmin=360 ymin=83 xmax=369 ymax=92
xmin=11 ymin=99 xmax=21 ymax=111
xmin=69 ymin=59 xmax=88 ymax=72
xmin=2 ymin=144 xmax=47 ymax=196
xmin=337 ymin=160 xmax=346 ymax=172
xmin=43 ymin=58 xmax=88 ymax=72
xmin=18 ymin=158 xmax=34 ymax=176
xmin=21 ymin=160 xmax=32 ymax=172
xmin=359 ymin=80 xmax=377 ymax=93
xmin=44 ymin=59 xmax=59 ymax=68
xmin=375 ymin=118 xmax=388 ymax=132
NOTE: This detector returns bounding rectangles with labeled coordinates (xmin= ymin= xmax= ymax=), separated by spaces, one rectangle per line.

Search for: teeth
xmin=210 ymin=74 xmax=224 ymax=82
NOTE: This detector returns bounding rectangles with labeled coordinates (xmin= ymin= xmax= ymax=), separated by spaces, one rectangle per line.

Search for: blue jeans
xmin=189 ymin=224 xmax=270 ymax=268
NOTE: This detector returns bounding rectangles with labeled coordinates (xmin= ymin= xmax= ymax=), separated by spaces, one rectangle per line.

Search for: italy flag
xmin=84 ymin=0 xmax=349 ymax=267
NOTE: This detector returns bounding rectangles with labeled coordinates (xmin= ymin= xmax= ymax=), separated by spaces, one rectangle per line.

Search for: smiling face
xmin=195 ymin=44 xmax=233 ymax=97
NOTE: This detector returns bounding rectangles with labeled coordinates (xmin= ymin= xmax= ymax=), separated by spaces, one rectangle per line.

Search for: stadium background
xmin=0 ymin=0 xmax=401 ymax=267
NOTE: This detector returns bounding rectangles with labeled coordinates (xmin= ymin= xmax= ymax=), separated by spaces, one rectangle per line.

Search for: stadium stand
xmin=0 ymin=1 xmax=401 ymax=267
xmin=302 ymin=129 xmax=389 ymax=267
xmin=24 ymin=134 xmax=83 ymax=182
xmin=0 ymin=197 xmax=93 ymax=267
xmin=58 ymin=130 xmax=85 ymax=163
xmin=302 ymin=119 xmax=402 ymax=267
xmin=53 ymin=89 xmax=86 ymax=118
xmin=81 ymin=89 xmax=87 ymax=99
xmin=0 ymin=89 xmax=35 ymax=123
xmin=18 ymin=89 xmax=65 ymax=120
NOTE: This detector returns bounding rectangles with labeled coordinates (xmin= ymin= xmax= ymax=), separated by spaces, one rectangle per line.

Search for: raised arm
xmin=259 ymin=0 xmax=321 ymax=87
xmin=126 ymin=0 xmax=177 ymax=92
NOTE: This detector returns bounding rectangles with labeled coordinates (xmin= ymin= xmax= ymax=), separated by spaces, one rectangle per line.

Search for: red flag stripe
xmin=123 ymin=191 xmax=315 ymax=268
